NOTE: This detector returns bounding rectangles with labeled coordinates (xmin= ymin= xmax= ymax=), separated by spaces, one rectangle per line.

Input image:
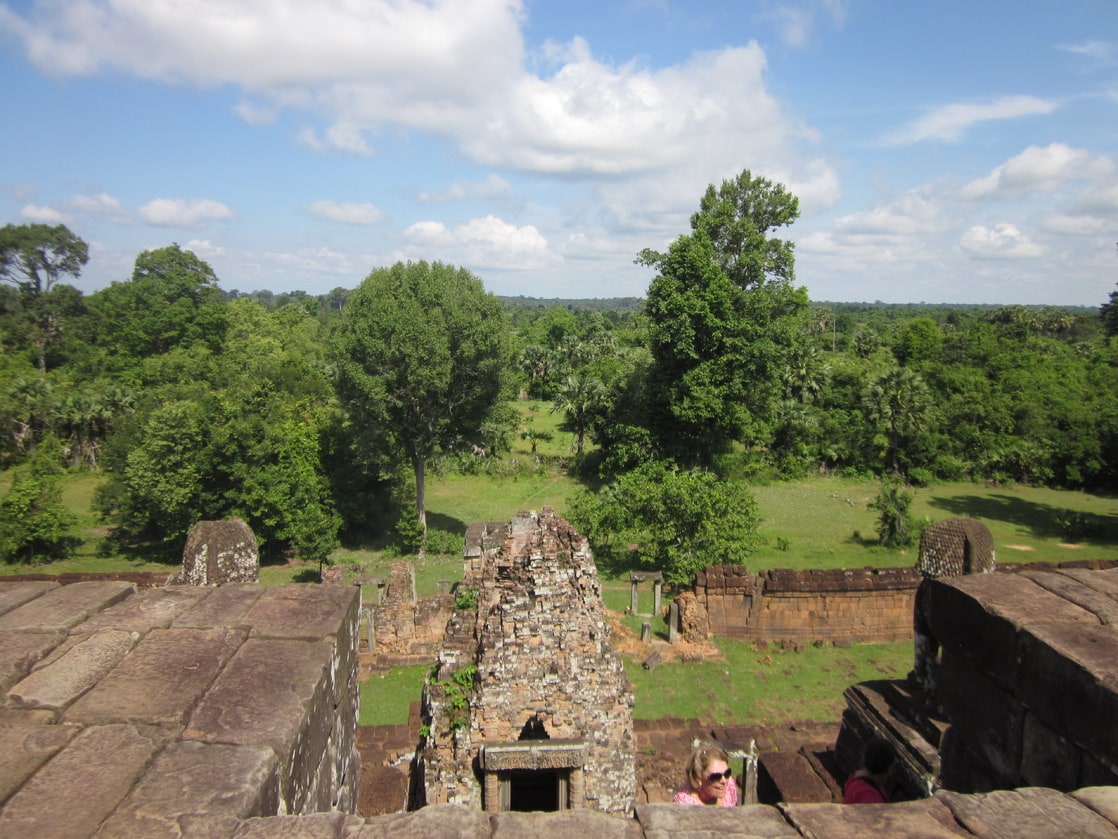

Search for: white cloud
xmin=960 ymin=224 xmax=1044 ymax=259
xmin=308 ymin=200 xmax=384 ymax=225
xmin=67 ymin=192 xmax=131 ymax=222
xmin=404 ymin=214 xmax=555 ymax=269
xmin=1057 ymin=40 xmax=1116 ymax=67
xmin=834 ymin=191 xmax=943 ymax=239
xmin=419 ymin=174 xmax=513 ymax=203
xmin=233 ymin=100 xmax=277 ymax=125
xmin=762 ymin=0 xmax=848 ymax=48
xmin=184 ymin=239 xmax=226 ymax=257
xmin=297 ymin=124 xmax=374 ymax=156
xmin=961 ymin=144 xmax=1091 ymax=199
xmin=264 ymin=246 xmax=355 ymax=275
xmin=885 ymin=96 xmax=1058 ymax=145
xmin=19 ymin=204 xmax=67 ymax=223
xmin=1040 ymin=214 xmax=1107 ymax=235
xmin=139 ymin=198 xmax=234 ymax=227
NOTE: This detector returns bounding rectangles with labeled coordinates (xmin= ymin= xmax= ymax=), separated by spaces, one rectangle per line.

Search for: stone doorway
xmin=506 ymin=768 xmax=567 ymax=811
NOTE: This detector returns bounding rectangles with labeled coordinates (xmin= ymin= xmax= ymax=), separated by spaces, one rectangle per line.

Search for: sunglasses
xmin=706 ymin=769 xmax=733 ymax=783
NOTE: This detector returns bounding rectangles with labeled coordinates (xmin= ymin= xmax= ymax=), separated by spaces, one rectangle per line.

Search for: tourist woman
xmin=673 ymin=743 xmax=739 ymax=806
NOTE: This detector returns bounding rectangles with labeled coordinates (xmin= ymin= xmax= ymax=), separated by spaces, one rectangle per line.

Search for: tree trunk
xmin=413 ymin=453 xmax=427 ymax=535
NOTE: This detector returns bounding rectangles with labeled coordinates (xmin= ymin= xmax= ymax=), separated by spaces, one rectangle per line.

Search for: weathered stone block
xmin=179 ymin=519 xmax=260 ymax=586
xmin=937 ymin=786 xmax=1118 ymax=839
xmin=0 ymin=724 xmax=162 ymax=839
xmin=96 ymin=741 xmax=279 ymax=838
xmin=73 ymin=586 xmax=208 ymax=635
xmin=635 ymin=802 xmax=799 ymax=836
xmin=0 ymin=580 xmax=135 ymax=633
xmin=232 ymin=813 xmax=359 ymax=838
xmin=65 ymin=628 xmax=246 ymax=727
xmin=491 ymin=809 xmax=641 ymax=839
xmin=0 ymin=630 xmax=65 ymax=692
xmin=1072 ymin=787 xmax=1118 ymax=830
xmin=1020 ymin=711 xmax=1081 ymax=790
xmin=346 ymin=803 xmax=492 ymax=838
xmin=0 ymin=709 xmax=75 ymax=806
xmin=781 ymin=797 xmax=971 ymax=838
xmin=172 ymin=584 xmax=266 ymax=629
xmin=1016 ymin=621 xmax=1118 ymax=769
xmin=0 ymin=581 xmax=57 ymax=617
xmin=8 ymin=629 xmax=138 ymax=711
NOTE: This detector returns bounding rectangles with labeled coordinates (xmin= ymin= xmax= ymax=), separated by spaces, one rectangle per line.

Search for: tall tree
xmin=863 ymin=366 xmax=932 ymax=474
xmin=0 ymin=223 xmax=89 ymax=372
xmin=1102 ymin=277 xmax=1118 ymax=337
xmin=89 ymin=243 xmax=227 ymax=360
xmin=640 ymin=169 xmax=808 ymax=464
xmin=551 ymin=373 xmax=606 ymax=455
xmin=331 ymin=261 xmax=510 ymax=536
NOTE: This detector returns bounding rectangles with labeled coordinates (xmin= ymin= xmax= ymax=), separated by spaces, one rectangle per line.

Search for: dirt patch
xmin=1058 ymin=543 xmax=1084 ymax=549
xmin=607 ymin=612 xmax=723 ymax=663
xmin=1003 ymin=544 xmax=1035 ymax=551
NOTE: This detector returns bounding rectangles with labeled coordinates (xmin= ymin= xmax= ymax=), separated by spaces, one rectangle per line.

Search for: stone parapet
xmin=0 ymin=580 xmax=359 ymax=838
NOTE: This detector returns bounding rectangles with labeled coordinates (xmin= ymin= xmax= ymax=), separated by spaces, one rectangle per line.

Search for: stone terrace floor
xmin=3 ymin=579 xmax=1118 ymax=838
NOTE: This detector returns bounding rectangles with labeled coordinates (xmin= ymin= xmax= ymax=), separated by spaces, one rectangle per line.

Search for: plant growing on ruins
xmin=453 ymin=586 xmax=478 ymax=611
xmin=427 ymin=664 xmax=477 ymax=733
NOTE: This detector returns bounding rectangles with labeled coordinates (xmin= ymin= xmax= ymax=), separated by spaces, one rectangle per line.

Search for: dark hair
xmin=864 ymin=737 xmax=895 ymax=775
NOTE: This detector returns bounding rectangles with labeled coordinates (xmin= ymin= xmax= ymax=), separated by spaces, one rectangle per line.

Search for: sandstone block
xmin=0 ymin=581 xmax=58 ymax=617
xmin=232 ymin=813 xmax=360 ymax=838
xmin=937 ymin=786 xmax=1118 ymax=839
xmin=635 ymin=802 xmax=799 ymax=837
xmin=73 ymin=586 xmax=208 ymax=635
xmin=0 ymin=630 xmax=64 ymax=691
xmin=347 ymin=803 xmax=492 ymax=838
xmin=0 ymin=709 xmax=76 ymax=806
xmin=8 ymin=628 xmax=138 ymax=711
xmin=1016 ymin=621 xmax=1118 ymax=767
xmin=781 ymin=797 xmax=971 ymax=838
xmin=0 ymin=580 xmax=135 ymax=633
xmin=95 ymin=741 xmax=279 ymax=839
xmin=1021 ymin=569 xmax=1118 ymax=626
xmin=179 ymin=518 xmax=260 ymax=586
xmin=1073 ymin=787 xmax=1118 ymax=830
xmin=172 ymin=584 xmax=266 ymax=629
xmin=1020 ymin=711 xmax=1081 ymax=790
xmin=65 ymin=627 xmax=246 ymax=727
xmin=244 ymin=585 xmax=359 ymax=643
xmin=491 ymin=809 xmax=641 ymax=839
xmin=0 ymin=724 xmax=162 ymax=839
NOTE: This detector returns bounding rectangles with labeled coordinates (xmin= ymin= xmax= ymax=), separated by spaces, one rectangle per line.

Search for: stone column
xmin=484 ymin=771 xmax=500 ymax=812
xmin=641 ymin=622 xmax=652 ymax=643
xmin=653 ymin=581 xmax=662 ymax=615
xmin=569 ymin=767 xmax=584 ymax=809
xmin=668 ymin=601 xmax=679 ymax=643
xmin=630 ymin=579 xmax=639 ymax=614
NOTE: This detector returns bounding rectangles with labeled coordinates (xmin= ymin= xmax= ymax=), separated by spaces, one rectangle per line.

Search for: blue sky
xmin=0 ymin=0 xmax=1115 ymax=304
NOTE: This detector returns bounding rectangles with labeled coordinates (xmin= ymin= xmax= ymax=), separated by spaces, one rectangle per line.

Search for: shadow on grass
xmin=925 ymin=493 xmax=1118 ymax=543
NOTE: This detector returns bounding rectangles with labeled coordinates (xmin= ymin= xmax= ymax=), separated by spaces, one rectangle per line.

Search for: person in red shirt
xmin=843 ymin=736 xmax=895 ymax=804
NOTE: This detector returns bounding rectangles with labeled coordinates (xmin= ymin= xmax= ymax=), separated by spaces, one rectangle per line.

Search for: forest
xmin=2 ymin=169 xmax=1116 ymax=580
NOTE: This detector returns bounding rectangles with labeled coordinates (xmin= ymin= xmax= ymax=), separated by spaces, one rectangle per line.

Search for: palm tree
xmin=551 ymin=374 xmax=606 ymax=455
xmin=863 ymin=367 xmax=931 ymax=474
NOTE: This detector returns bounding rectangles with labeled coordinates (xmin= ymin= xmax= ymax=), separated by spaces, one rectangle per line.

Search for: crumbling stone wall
xmin=692 ymin=565 xmax=920 ymax=645
xmin=419 ymin=509 xmax=636 ymax=814
xmin=371 ymin=561 xmax=454 ymax=658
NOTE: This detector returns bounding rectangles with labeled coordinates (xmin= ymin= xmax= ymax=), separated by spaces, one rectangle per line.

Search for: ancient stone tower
xmin=417 ymin=508 xmax=636 ymax=814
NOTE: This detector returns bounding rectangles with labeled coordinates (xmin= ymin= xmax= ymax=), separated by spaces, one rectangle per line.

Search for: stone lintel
xmin=629 ymin=572 xmax=663 ymax=583
xmin=0 ymin=581 xmax=136 ymax=633
xmin=481 ymin=741 xmax=587 ymax=772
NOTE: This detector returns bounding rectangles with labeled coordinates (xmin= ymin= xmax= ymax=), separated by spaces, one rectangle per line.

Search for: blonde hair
xmin=686 ymin=743 xmax=730 ymax=788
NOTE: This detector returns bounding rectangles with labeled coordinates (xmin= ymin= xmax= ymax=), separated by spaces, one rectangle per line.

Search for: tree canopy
xmin=331 ymin=261 xmax=511 ymax=535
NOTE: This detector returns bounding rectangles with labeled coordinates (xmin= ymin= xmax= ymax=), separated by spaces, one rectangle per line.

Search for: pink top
xmin=672 ymin=776 xmax=739 ymax=807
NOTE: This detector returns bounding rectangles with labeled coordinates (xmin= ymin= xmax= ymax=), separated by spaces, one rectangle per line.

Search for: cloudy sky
xmin=1 ymin=0 xmax=1115 ymax=304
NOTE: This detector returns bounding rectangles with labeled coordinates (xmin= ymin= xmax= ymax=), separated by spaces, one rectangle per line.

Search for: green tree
xmin=863 ymin=367 xmax=932 ymax=474
xmin=869 ymin=479 xmax=916 ymax=548
xmin=332 ymin=261 xmax=510 ymax=536
xmin=551 ymin=373 xmax=606 ymax=455
xmin=0 ymin=438 xmax=79 ymax=563
xmin=1102 ymin=278 xmax=1118 ymax=337
xmin=88 ymin=244 xmax=227 ymax=361
xmin=569 ymin=460 xmax=762 ymax=583
xmin=0 ymin=223 xmax=89 ymax=372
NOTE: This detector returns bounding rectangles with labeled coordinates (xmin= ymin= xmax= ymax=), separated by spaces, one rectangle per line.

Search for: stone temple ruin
xmin=417 ymin=508 xmax=636 ymax=814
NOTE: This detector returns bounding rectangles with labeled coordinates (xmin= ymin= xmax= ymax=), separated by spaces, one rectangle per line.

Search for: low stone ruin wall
xmin=370 ymin=561 xmax=454 ymax=659
xmin=694 ymin=565 xmax=921 ymax=645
